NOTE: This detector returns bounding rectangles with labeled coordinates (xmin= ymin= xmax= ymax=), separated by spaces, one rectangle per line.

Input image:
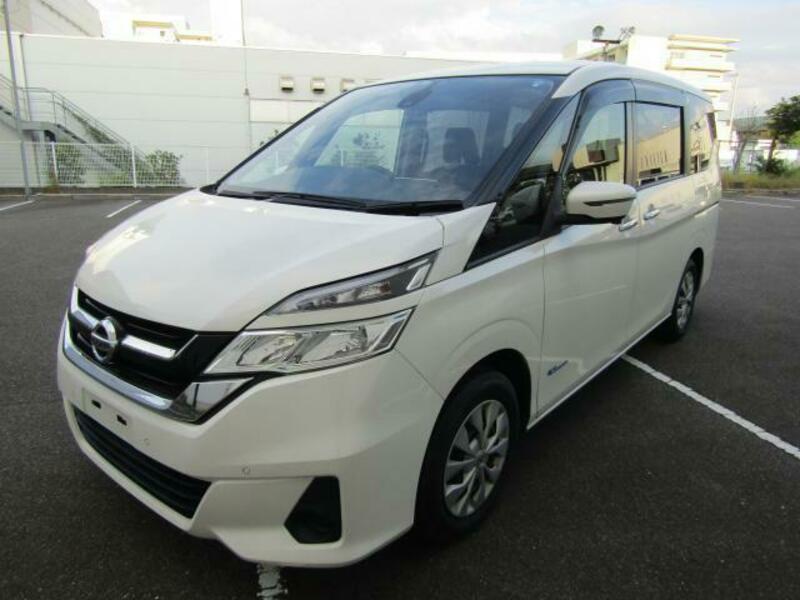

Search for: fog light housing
xmin=284 ymin=477 xmax=342 ymax=544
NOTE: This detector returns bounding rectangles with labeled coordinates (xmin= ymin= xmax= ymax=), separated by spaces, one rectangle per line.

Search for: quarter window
xmin=634 ymin=103 xmax=682 ymax=186
xmin=566 ymin=103 xmax=626 ymax=189
xmin=688 ymin=97 xmax=715 ymax=173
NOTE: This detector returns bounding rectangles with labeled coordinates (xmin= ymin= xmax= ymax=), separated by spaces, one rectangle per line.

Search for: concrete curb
xmin=722 ymin=188 xmax=800 ymax=196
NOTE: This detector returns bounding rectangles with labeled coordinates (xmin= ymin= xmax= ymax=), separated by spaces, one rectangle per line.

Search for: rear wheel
xmin=415 ymin=371 xmax=520 ymax=541
xmin=656 ymin=258 xmax=698 ymax=342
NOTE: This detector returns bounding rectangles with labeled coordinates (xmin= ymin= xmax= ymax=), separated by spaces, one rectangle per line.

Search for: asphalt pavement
xmin=0 ymin=192 xmax=798 ymax=599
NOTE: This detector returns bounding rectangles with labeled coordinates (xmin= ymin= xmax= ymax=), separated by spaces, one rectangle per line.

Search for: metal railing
xmin=0 ymin=141 xmax=248 ymax=188
xmin=0 ymin=73 xmax=130 ymax=146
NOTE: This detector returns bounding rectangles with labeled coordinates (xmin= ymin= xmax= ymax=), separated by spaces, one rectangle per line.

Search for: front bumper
xmin=57 ymin=327 xmax=443 ymax=566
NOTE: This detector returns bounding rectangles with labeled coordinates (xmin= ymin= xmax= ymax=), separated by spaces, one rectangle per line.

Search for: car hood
xmin=76 ymin=190 xmax=444 ymax=331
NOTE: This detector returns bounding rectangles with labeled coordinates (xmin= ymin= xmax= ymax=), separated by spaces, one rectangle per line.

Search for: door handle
xmin=643 ymin=207 xmax=661 ymax=221
xmin=618 ymin=218 xmax=638 ymax=232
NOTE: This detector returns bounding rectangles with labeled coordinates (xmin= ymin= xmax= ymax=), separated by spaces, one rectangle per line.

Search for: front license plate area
xmin=81 ymin=390 xmax=132 ymax=440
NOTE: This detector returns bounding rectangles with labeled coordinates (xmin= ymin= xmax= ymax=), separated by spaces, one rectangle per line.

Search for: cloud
xmin=88 ymin=0 xmax=800 ymax=114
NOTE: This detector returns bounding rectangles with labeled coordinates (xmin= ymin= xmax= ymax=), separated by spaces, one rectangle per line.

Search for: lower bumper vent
xmin=74 ymin=408 xmax=209 ymax=518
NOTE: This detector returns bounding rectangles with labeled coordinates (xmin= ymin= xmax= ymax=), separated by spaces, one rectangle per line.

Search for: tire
xmin=414 ymin=370 xmax=520 ymax=542
xmin=656 ymin=258 xmax=699 ymax=342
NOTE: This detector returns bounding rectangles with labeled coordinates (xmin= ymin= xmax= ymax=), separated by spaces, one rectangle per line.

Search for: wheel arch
xmin=450 ymin=349 xmax=533 ymax=431
xmin=689 ymin=247 xmax=704 ymax=289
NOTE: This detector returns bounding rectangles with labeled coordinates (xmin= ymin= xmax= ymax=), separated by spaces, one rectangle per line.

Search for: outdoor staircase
xmin=0 ymin=73 xmax=154 ymax=184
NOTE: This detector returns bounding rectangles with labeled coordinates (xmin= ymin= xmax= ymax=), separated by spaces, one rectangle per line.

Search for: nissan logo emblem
xmin=90 ymin=317 xmax=122 ymax=364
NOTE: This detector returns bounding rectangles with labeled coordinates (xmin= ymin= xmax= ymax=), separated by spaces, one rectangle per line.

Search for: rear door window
xmin=634 ymin=103 xmax=683 ymax=186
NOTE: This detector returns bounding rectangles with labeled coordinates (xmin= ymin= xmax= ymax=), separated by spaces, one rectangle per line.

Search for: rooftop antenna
xmin=591 ymin=25 xmax=635 ymax=61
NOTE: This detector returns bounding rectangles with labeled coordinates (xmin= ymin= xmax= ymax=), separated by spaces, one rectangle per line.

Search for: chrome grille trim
xmin=63 ymin=318 xmax=249 ymax=422
xmin=69 ymin=286 xmax=193 ymax=361
xmin=63 ymin=318 xmax=172 ymax=411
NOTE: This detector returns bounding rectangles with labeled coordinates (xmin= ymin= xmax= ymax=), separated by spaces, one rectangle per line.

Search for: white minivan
xmin=58 ymin=61 xmax=719 ymax=566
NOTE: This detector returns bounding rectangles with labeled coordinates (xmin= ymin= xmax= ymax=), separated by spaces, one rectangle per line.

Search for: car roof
xmin=366 ymin=60 xmax=709 ymax=102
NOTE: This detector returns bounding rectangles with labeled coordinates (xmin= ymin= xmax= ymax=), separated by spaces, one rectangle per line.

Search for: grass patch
xmin=722 ymin=171 xmax=800 ymax=190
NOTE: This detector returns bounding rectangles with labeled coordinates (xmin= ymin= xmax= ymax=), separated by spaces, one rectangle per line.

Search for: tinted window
xmin=634 ymin=103 xmax=682 ymax=186
xmin=472 ymin=97 xmax=578 ymax=261
xmin=421 ymin=109 xmax=490 ymax=174
xmin=688 ymin=97 xmax=714 ymax=173
xmin=218 ymin=76 xmax=560 ymax=206
xmin=566 ymin=103 xmax=626 ymax=189
xmin=317 ymin=109 xmax=402 ymax=171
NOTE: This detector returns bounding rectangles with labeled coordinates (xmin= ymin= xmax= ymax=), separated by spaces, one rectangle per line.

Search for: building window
xmin=340 ymin=79 xmax=357 ymax=93
xmin=634 ymin=103 xmax=682 ymax=186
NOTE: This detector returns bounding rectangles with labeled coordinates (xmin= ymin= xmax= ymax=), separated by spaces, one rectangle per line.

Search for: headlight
xmin=205 ymin=309 xmax=412 ymax=374
xmin=269 ymin=253 xmax=435 ymax=314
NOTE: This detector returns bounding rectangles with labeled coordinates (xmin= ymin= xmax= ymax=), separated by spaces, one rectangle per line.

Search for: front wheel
xmin=656 ymin=258 xmax=699 ymax=342
xmin=414 ymin=371 xmax=520 ymax=542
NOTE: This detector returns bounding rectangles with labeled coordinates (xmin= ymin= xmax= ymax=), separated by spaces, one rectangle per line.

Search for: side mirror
xmin=565 ymin=181 xmax=637 ymax=223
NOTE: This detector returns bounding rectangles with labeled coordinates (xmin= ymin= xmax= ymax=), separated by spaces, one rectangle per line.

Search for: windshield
xmin=217 ymin=75 xmax=561 ymax=207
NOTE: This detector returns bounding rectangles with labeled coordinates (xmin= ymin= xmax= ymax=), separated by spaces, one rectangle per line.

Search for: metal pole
xmin=50 ymin=141 xmax=58 ymax=183
xmin=130 ymin=143 xmax=137 ymax=187
xmin=19 ymin=32 xmax=41 ymax=186
xmin=240 ymin=0 xmax=253 ymax=151
xmin=728 ymin=72 xmax=741 ymax=171
xmin=3 ymin=0 xmax=32 ymax=199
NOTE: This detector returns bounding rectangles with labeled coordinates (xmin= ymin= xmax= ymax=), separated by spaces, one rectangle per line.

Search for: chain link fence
xmin=0 ymin=142 xmax=249 ymax=189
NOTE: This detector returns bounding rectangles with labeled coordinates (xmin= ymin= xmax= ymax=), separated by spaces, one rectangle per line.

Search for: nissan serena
xmin=58 ymin=61 xmax=720 ymax=566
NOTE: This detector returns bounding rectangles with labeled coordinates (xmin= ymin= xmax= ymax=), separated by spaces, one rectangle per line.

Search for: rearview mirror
xmin=565 ymin=181 xmax=636 ymax=223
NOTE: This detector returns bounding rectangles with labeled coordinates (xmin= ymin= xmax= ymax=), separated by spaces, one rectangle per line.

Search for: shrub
xmin=755 ymin=156 xmax=790 ymax=175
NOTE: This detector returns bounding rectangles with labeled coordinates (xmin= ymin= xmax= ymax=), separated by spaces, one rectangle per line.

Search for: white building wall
xmin=0 ymin=33 xmax=477 ymax=185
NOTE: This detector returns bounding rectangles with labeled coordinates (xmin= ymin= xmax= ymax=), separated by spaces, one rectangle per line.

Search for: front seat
xmin=443 ymin=127 xmax=479 ymax=167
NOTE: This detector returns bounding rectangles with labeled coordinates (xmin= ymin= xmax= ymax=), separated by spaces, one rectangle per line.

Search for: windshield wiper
xmin=214 ymin=189 xmax=463 ymax=215
xmin=260 ymin=191 xmax=368 ymax=210
xmin=214 ymin=189 xmax=272 ymax=199
xmin=215 ymin=189 xmax=368 ymax=210
xmin=364 ymin=200 xmax=464 ymax=215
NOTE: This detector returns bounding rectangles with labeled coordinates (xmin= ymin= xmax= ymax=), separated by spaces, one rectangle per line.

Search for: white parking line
xmin=256 ymin=564 xmax=286 ymax=599
xmin=105 ymin=199 xmax=141 ymax=219
xmin=723 ymin=199 xmax=794 ymax=209
xmin=0 ymin=199 xmax=35 ymax=213
xmin=623 ymin=355 xmax=800 ymax=462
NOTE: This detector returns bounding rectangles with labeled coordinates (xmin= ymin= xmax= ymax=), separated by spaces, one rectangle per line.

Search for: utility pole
xmin=3 ymin=0 xmax=32 ymax=199
xmin=240 ymin=0 xmax=253 ymax=151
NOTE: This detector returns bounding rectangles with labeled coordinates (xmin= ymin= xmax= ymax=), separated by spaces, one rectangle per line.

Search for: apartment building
xmin=564 ymin=33 xmax=738 ymax=166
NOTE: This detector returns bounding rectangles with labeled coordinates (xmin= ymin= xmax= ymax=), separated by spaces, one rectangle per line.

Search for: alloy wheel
xmin=443 ymin=399 xmax=510 ymax=518
xmin=676 ymin=270 xmax=696 ymax=331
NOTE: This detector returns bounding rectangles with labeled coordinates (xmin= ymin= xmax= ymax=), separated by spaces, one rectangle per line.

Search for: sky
xmin=88 ymin=0 xmax=800 ymax=115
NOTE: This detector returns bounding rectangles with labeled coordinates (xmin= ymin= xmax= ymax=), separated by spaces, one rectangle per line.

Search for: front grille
xmin=69 ymin=291 xmax=234 ymax=399
xmin=74 ymin=408 xmax=210 ymax=518
xmin=79 ymin=291 xmax=195 ymax=349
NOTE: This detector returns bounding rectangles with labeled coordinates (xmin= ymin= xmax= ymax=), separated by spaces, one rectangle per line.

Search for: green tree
xmin=765 ymin=95 xmax=800 ymax=160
